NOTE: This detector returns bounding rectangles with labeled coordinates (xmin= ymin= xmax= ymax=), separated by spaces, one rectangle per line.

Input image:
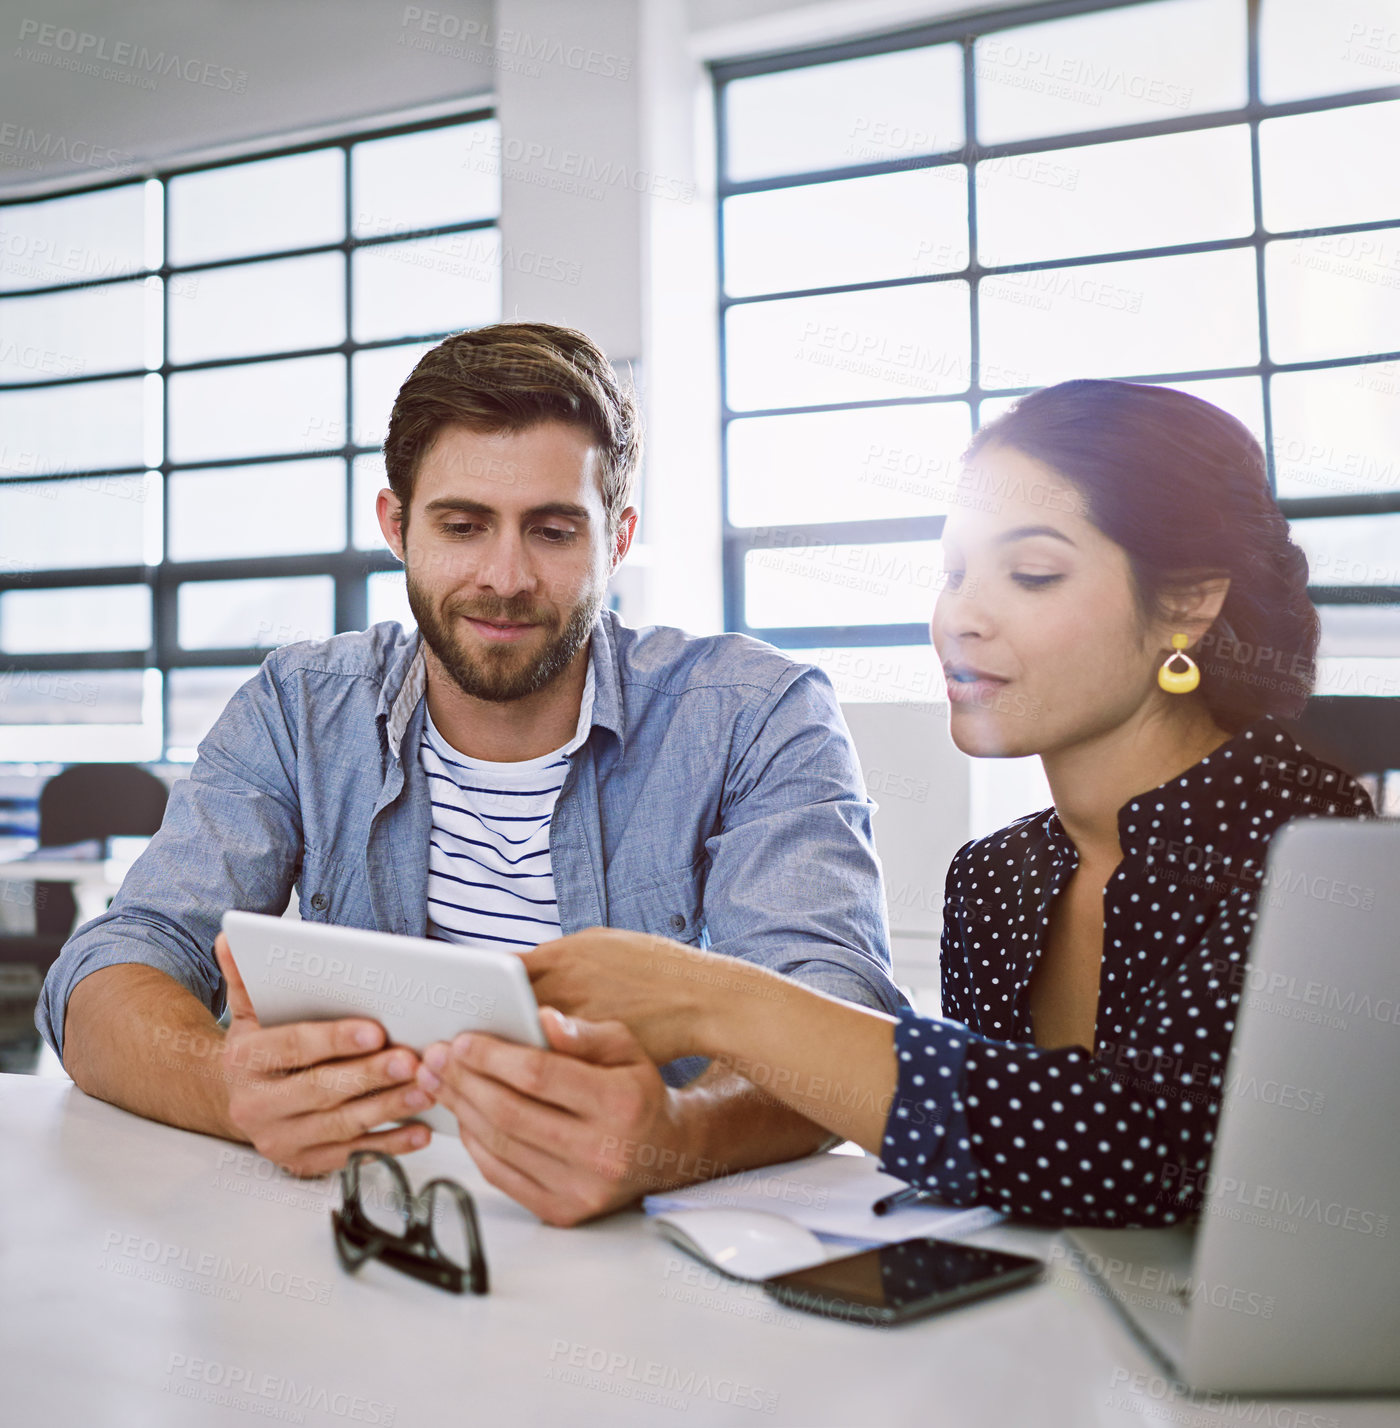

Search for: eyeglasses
xmin=331 ymin=1150 xmax=489 ymax=1295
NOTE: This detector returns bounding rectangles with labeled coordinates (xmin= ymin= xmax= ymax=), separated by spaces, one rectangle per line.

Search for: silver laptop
xmin=1069 ymin=817 xmax=1400 ymax=1394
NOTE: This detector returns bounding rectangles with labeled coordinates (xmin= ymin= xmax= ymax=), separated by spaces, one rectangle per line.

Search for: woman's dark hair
xmin=965 ymin=379 xmax=1317 ymax=729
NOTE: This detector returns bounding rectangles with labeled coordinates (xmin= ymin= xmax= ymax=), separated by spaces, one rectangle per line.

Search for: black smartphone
xmin=762 ymin=1237 xmax=1043 ymax=1326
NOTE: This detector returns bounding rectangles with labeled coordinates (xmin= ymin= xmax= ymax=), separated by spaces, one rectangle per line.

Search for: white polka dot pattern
xmin=878 ymin=718 xmax=1373 ymax=1226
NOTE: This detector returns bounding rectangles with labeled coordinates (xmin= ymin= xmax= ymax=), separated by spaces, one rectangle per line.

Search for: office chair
xmin=33 ymin=763 xmax=170 ymax=934
xmin=0 ymin=763 xmax=169 ymax=1072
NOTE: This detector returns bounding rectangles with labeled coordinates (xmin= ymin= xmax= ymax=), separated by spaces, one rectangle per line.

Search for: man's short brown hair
xmin=383 ymin=321 xmax=642 ymax=530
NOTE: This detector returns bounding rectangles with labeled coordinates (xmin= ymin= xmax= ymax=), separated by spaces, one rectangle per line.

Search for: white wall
xmin=490 ymin=0 xmax=724 ymax=633
xmin=841 ymin=701 xmax=969 ymax=1002
xmin=0 ymin=0 xmax=1008 ymax=203
xmin=686 ymin=0 xmax=1007 ymax=58
xmin=0 ymin=0 xmax=495 ymax=195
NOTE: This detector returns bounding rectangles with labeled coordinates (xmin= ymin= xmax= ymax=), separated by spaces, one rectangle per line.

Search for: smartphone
xmin=762 ymin=1237 xmax=1042 ymax=1326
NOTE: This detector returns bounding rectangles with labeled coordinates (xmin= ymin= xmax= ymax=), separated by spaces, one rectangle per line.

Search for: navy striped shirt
xmin=420 ymin=666 xmax=594 ymax=949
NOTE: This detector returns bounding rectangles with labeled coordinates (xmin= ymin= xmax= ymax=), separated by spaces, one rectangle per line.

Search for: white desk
xmin=1 ymin=1073 xmax=1395 ymax=1428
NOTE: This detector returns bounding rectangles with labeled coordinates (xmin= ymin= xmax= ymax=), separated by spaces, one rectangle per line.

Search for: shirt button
xmin=310 ymin=893 xmax=329 ymax=912
xmin=669 ymin=914 xmax=686 ymax=933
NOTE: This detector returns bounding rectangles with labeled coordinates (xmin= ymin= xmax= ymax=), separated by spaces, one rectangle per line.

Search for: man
xmin=38 ymin=322 xmax=902 ymax=1225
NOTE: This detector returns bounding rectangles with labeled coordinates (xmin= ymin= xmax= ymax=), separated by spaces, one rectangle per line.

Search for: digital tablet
xmin=221 ymin=909 xmax=546 ymax=1135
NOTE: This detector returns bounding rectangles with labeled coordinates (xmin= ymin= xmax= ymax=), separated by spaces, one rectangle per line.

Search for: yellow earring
xmin=1158 ymin=633 xmax=1200 ymax=694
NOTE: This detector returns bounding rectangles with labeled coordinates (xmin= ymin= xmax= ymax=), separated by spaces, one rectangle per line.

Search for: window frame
xmin=0 ymin=104 xmax=497 ymax=758
xmin=712 ymin=0 xmax=1400 ymax=653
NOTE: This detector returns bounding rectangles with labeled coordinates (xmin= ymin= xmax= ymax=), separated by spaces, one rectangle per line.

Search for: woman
xmin=525 ymin=380 xmax=1372 ymax=1227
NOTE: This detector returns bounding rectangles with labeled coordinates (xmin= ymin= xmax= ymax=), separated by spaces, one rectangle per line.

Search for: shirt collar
xmin=585 ymin=607 xmax=627 ymax=752
xmin=560 ymin=659 xmax=597 ymax=756
xmin=377 ymin=610 xmax=627 ymax=764
xmin=377 ymin=627 xmax=427 ymax=762
xmin=1041 ymin=716 xmax=1287 ymax=867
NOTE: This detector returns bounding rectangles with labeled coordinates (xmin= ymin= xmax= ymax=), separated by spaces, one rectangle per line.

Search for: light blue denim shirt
xmin=38 ymin=612 xmax=905 ymax=1078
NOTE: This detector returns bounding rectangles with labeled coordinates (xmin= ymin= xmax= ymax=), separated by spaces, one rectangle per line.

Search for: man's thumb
xmin=213 ymin=932 xmax=259 ymax=1027
xmin=540 ymin=1006 xmax=640 ymax=1066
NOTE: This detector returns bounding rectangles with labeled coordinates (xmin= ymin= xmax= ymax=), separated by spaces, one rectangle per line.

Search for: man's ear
xmin=1156 ymin=573 xmax=1231 ymax=649
xmin=376 ymin=488 xmax=406 ymax=562
xmin=610 ymin=506 xmax=639 ymax=572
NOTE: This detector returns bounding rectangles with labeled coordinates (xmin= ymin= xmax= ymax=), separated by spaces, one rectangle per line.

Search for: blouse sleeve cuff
xmin=877 ymin=1012 xmax=982 ymax=1205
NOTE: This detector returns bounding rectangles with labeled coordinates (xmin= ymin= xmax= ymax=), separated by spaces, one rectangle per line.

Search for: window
xmin=714 ymin=0 xmax=1400 ymax=710
xmin=0 ymin=111 xmax=501 ymax=760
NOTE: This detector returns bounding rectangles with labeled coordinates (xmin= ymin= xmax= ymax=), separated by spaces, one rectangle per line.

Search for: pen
xmin=871 ymin=1185 xmax=940 ymax=1216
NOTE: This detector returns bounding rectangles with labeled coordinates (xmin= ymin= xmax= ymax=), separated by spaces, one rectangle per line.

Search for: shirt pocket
xmin=608 ymin=858 xmax=706 ymax=945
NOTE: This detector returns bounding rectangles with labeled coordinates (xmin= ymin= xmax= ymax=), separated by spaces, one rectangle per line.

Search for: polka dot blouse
xmin=879 ymin=718 xmax=1373 ymax=1227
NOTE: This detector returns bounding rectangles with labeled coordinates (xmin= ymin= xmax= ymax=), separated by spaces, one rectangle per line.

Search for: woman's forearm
xmin=691 ymin=962 xmax=900 ymax=1153
xmin=526 ymin=931 xmax=907 ymax=1153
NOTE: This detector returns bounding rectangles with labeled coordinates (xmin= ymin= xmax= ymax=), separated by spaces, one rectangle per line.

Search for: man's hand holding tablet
xmin=217 ymin=909 xmax=562 ymax=1180
xmin=415 ymin=1007 xmax=691 ymax=1228
xmin=219 ymin=910 xmax=689 ymax=1218
xmin=213 ymin=933 xmax=435 ymax=1177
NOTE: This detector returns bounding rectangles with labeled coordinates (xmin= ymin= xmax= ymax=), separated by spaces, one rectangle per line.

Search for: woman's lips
xmin=463 ymin=616 xmax=538 ymax=644
xmin=945 ymin=673 xmax=1010 ymax=705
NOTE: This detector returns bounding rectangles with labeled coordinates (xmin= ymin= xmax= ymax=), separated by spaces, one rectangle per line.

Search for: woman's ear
xmin=1157 ymin=573 xmax=1232 ymax=648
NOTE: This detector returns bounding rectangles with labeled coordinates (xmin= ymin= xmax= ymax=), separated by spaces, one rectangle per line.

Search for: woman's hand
xmin=523 ymin=930 xmax=901 ymax=1152
xmin=521 ymin=929 xmax=748 ymax=1065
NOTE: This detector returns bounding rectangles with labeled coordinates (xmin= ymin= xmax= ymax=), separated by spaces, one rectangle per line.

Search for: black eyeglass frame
xmin=332 ymin=1149 xmax=489 ymax=1296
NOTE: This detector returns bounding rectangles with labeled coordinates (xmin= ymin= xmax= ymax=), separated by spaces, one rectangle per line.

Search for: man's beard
xmin=406 ymin=569 xmax=603 ymax=704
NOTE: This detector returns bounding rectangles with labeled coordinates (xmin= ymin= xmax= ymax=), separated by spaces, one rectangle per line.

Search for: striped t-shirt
xmin=420 ymin=666 xmax=594 ymax=949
